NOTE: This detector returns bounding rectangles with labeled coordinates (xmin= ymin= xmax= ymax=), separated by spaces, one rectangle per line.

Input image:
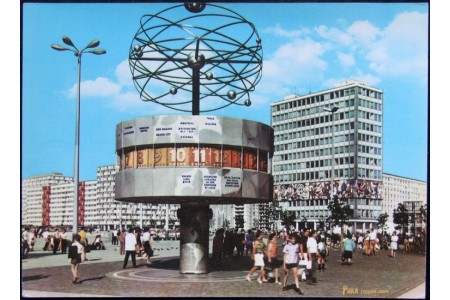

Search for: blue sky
xmin=21 ymin=1 xmax=429 ymax=182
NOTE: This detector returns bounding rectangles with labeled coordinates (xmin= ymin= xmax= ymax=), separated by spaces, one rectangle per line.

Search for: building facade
xmin=271 ymin=80 xmax=384 ymax=232
xmin=21 ymin=173 xmax=74 ymax=226
xmin=210 ymin=203 xmax=263 ymax=232
xmin=382 ymin=173 xmax=427 ymax=231
xmin=21 ymin=167 xmax=181 ymax=230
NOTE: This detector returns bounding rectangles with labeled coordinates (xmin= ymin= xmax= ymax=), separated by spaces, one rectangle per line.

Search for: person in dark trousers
xmin=53 ymin=228 xmax=61 ymax=254
xmin=112 ymin=230 xmax=118 ymax=245
xmin=123 ymin=227 xmax=137 ymax=269
xmin=306 ymin=231 xmax=319 ymax=284
xmin=212 ymin=229 xmax=225 ymax=267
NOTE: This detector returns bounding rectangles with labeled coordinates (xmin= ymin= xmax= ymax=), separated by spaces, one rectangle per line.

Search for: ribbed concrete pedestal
xmin=178 ymin=204 xmax=210 ymax=274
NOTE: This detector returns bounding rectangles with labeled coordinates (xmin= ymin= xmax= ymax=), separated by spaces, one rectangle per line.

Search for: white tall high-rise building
xmin=210 ymin=203 xmax=261 ymax=231
xmin=21 ymin=173 xmax=73 ymax=226
xmin=21 ymin=166 xmax=181 ymax=230
xmin=382 ymin=173 xmax=427 ymax=228
xmin=271 ymin=80 xmax=384 ymax=232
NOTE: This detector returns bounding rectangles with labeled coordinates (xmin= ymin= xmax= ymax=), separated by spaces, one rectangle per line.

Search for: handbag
xmin=299 ymin=259 xmax=312 ymax=269
xmin=68 ymin=245 xmax=78 ymax=259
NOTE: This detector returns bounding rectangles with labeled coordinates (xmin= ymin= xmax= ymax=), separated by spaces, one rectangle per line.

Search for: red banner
xmin=41 ymin=186 xmax=51 ymax=226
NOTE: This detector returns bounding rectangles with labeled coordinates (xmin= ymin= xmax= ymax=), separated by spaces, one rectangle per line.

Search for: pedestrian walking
xmin=245 ymin=230 xmax=267 ymax=284
xmin=142 ymin=227 xmax=153 ymax=264
xmin=245 ymin=229 xmax=254 ymax=257
xmin=282 ymin=233 xmax=303 ymax=294
xmin=342 ymin=233 xmax=356 ymax=264
xmin=28 ymin=227 xmax=36 ymax=251
xmin=123 ymin=227 xmax=137 ymax=269
xmin=364 ymin=230 xmax=371 ymax=256
xmin=390 ymin=231 xmax=399 ymax=258
xmin=357 ymin=234 xmax=364 ymax=251
xmin=119 ymin=228 xmax=126 ymax=255
xmin=112 ymin=229 xmax=118 ymax=245
xmin=369 ymin=228 xmax=377 ymax=256
xmin=78 ymin=227 xmax=89 ymax=261
xmin=267 ymin=233 xmax=282 ymax=284
xmin=53 ymin=228 xmax=62 ymax=254
xmin=61 ymin=228 xmax=69 ymax=254
xmin=317 ymin=234 xmax=327 ymax=271
xmin=135 ymin=227 xmax=142 ymax=257
xmin=306 ymin=231 xmax=319 ymax=284
xmin=69 ymin=234 xmax=85 ymax=284
xmin=299 ymin=229 xmax=312 ymax=281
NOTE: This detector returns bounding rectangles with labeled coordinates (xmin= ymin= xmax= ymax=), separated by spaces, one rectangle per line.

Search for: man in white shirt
xmin=22 ymin=228 xmax=30 ymax=257
xmin=123 ymin=228 xmax=137 ymax=269
xmin=112 ymin=229 xmax=118 ymax=245
xmin=307 ymin=231 xmax=319 ymax=284
xmin=142 ymin=227 xmax=152 ymax=264
xmin=53 ymin=228 xmax=62 ymax=254
xmin=61 ymin=229 xmax=69 ymax=254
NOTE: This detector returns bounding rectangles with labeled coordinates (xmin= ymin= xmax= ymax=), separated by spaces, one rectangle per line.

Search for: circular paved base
xmin=108 ymin=268 xmax=248 ymax=283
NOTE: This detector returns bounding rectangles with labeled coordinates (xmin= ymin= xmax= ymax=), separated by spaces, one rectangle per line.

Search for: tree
xmin=266 ymin=201 xmax=281 ymax=231
xmin=419 ymin=205 xmax=427 ymax=227
xmin=280 ymin=210 xmax=296 ymax=232
xmin=393 ymin=203 xmax=409 ymax=238
xmin=377 ymin=212 xmax=389 ymax=234
xmin=223 ymin=219 xmax=230 ymax=230
xmin=326 ymin=196 xmax=354 ymax=231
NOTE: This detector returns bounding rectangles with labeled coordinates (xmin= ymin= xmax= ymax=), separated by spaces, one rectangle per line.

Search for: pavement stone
xmin=21 ymin=233 xmax=427 ymax=298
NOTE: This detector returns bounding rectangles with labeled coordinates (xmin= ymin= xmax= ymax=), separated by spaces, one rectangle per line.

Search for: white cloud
xmin=347 ymin=20 xmax=380 ymax=48
xmin=115 ymin=60 xmax=134 ymax=87
xmin=352 ymin=72 xmax=381 ymax=86
xmin=365 ymin=12 xmax=428 ymax=80
xmin=64 ymin=10 xmax=428 ymax=112
xmin=111 ymin=90 xmax=179 ymax=115
xmin=262 ymin=23 xmax=310 ymax=38
xmin=254 ymin=38 xmax=329 ymax=103
xmin=264 ymin=38 xmax=328 ymax=84
xmin=67 ymin=77 xmax=121 ymax=98
xmin=337 ymin=52 xmax=355 ymax=68
xmin=315 ymin=25 xmax=353 ymax=47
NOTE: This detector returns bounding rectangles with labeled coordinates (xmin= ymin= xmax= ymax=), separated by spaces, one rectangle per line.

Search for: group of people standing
xmin=357 ymin=228 xmax=400 ymax=258
xmin=68 ymin=226 xmax=154 ymax=284
xmin=243 ymin=229 xmax=328 ymax=295
xmin=212 ymin=228 xmax=248 ymax=265
xmin=122 ymin=227 xmax=154 ymax=268
xmin=22 ymin=226 xmax=74 ymax=257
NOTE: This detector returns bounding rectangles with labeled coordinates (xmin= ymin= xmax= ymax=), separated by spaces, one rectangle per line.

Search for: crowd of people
xmin=210 ymin=225 xmax=426 ymax=295
xmin=22 ymin=224 xmax=425 ymax=290
xmin=21 ymin=226 xmax=109 ymax=259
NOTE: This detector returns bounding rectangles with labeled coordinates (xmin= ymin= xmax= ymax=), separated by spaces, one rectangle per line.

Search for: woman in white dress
xmin=390 ymin=231 xmax=399 ymax=258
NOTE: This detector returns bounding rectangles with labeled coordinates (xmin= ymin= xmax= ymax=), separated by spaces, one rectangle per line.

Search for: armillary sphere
xmin=129 ymin=2 xmax=263 ymax=114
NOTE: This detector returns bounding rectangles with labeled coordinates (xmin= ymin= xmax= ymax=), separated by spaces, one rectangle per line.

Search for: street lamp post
xmin=323 ymin=105 xmax=339 ymax=197
xmin=51 ymin=36 xmax=106 ymax=236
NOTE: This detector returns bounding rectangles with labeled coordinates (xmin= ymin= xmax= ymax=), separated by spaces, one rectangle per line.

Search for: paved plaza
xmin=21 ymin=233 xmax=427 ymax=298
